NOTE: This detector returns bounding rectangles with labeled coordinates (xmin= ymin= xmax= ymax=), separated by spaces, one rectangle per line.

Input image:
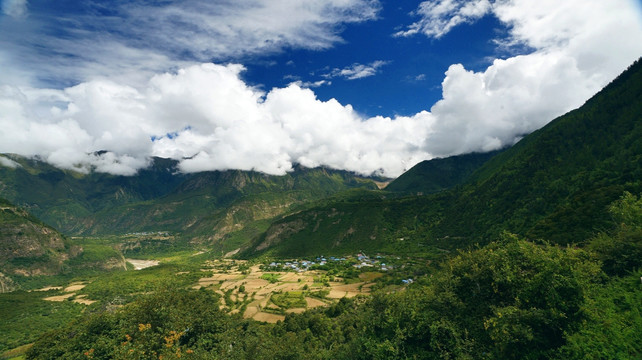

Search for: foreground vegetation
xmin=21 ymin=193 xmax=642 ymax=359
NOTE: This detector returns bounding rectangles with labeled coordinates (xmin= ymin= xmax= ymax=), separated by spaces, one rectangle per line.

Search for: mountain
xmin=384 ymin=150 xmax=501 ymax=194
xmin=0 ymin=155 xmax=187 ymax=233
xmin=435 ymin=58 xmax=642 ymax=245
xmin=0 ymin=157 xmax=379 ymax=251
xmin=240 ymin=191 xmax=445 ymax=257
xmin=0 ymin=197 xmax=76 ymax=291
xmin=246 ymin=58 xmax=642 ymax=256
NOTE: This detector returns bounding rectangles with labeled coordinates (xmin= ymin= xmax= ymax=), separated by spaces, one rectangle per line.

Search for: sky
xmin=1 ymin=0 xmax=642 ymax=177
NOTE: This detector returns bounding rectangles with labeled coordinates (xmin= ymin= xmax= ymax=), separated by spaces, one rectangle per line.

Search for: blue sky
xmin=1 ymin=0 xmax=642 ymax=177
xmin=240 ymin=2 xmax=507 ymax=117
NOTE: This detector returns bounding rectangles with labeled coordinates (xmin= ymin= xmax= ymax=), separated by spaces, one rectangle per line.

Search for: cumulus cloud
xmin=394 ymin=0 xmax=642 ymax=154
xmin=324 ymin=61 xmax=390 ymax=80
xmin=0 ymin=64 xmax=430 ymax=177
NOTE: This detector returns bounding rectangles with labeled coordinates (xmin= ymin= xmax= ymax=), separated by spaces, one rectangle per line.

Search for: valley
xmin=1 ymin=59 xmax=642 ymax=359
xmin=0 ymin=238 xmax=422 ymax=357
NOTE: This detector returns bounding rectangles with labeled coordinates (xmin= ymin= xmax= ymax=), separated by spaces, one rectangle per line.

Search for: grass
xmin=270 ymin=291 xmax=307 ymax=310
xmin=1 ymin=343 xmax=31 ymax=360
xmin=260 ymin=273 xmax=280 ymax=284
xmin=0 ymin=291 xmax=83 ymax=353
xmin=79 ymin=263 xmax=206 ymax=302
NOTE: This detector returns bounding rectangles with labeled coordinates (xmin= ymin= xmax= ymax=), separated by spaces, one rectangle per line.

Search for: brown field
xmin=44 ymin=293 xmax=75 ymax=301
xmin=34 ymin=286 xmax=63 ymax=292
xmin=252 ymin=312 xmax=285 ymax=323
xmin=73 ymin=294 xmax=97 ymax=305
xmin=201 ymin=260 xmax=379 ymax=323
xmin=64 ymin=283 xmax=86 ymax=292
xmin=305 ymin=297 xmax=327 ymax=308
xmin=42 ymin=281 xmax=96 ymax=304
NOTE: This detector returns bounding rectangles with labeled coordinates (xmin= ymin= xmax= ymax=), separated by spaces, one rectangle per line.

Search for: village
xmin=263 ymin=252 xmax=395 ymax=272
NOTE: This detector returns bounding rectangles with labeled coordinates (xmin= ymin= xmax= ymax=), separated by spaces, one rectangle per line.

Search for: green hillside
xmin=241 ymin=190 xmax=444 ymax=258
xmin=0 ymin=158 xmax=379 ymax=254
xmin=385 ymin=150 xmax=501 ymax=194
xmin=0 ymin=197 xmax=75 ymax=291
xmin=0 ymin=155 xmax=187 ymax=234
xmin=435 ymin=58 xmax=642 ymax=245
xmin=248 ymin=58 xmax=642 ymax=256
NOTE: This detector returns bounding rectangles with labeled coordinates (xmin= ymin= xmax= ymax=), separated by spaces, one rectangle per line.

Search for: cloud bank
xmin=0 ymin=64 xmax=431 ymax=176
xmin=0 ymin=0 xmax=641 ymax=177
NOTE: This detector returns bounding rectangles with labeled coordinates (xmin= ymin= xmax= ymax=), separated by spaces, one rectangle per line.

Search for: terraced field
xmin=197 ymin=260 xmax=378 ymax=323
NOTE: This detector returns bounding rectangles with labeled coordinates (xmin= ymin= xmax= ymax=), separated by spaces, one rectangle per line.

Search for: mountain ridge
xmin=385 ymin=150 xmax=502 ymax=194
xmin=0 ymin=157 xmax=381 ymax=253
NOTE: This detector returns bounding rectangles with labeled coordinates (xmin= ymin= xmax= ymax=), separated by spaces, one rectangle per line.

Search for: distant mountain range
xmin=0 ymin=156 xmax=384 ymax=253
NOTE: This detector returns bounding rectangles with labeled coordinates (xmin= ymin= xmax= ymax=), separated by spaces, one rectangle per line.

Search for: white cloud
xmin=395 ymin=0 xmax=491 ymax=38
xmin=325 ymin=61 xmax=390 ymax=80
xmin=0 ymin=0 xmax=640 ymax=178
xmin=288 ymin=79 xmax=332 ymax=88
xmin=395 ymin=0 xmax=642 ymax=155
xmin=0 ymin=64 xmax=430 ymax=177
xmin=0 ymin=155 xmax=21 ymax=168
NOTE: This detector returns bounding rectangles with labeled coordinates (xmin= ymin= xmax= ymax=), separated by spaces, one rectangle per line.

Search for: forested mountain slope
xmin=0 ymin=157 xmax=378 ymax=249
xmin=248 ymin=58 xmax=642 ymax=256
xmin=436 ymin=58 xmax=642 ymax=245
xmin=385 ymin=150 xmax=501 ymax=194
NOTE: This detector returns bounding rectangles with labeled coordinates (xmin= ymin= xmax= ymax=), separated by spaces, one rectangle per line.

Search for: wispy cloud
xmin=289 ymin=79 xmax=332 ymax=88
xmin=324 ymin=60 xmax=390 ymax=80
xmin=1 ymin=0 xmax=27 ymax=18
xmin=0 ymin=0 xmax=381 ymax=88
xmin=394 ymin=0 xmax=491 ymax=38
xmin=0 ymin=155 xmax=21 ymax=169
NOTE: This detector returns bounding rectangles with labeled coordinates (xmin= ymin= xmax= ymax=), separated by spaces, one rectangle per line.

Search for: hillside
xmin=385 ymin=150 xmax=501 ymax=194
xmin=247 ymin=58 xmax=642 ymax=256
xmin=435 ymin=58 xmax=642 ymax=245
xmin=0 ymin=197 xmax=76 ymax=291
xmin=0 ymin=157 xmax=379 ymax=252
xmin=0 ymin=155 xmax=186 ymax=234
